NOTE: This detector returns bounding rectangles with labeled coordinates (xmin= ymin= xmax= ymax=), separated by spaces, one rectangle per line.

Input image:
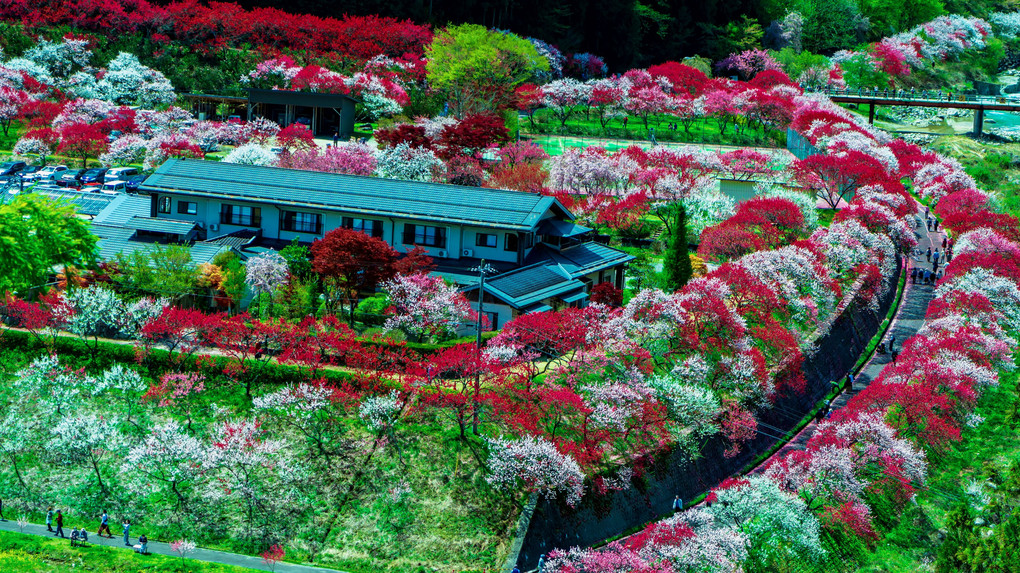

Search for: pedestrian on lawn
xmin=0 ymin=496 xmax=4 ymax=521
xmin=55 ymin=510 xmax=65 ymax=538
xmin=98 ymin=510 xmax=111 ymax=538
xmin=123 ymin=518 xmax=131 ymax=546
xmin=673 ymin=495 xmax=683 ymax=512
xmin=46 ymin=507 xmax=54 ymax=532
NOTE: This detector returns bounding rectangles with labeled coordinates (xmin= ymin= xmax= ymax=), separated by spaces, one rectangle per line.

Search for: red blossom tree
xmin=58 ymin=122 xmax=109 ymax=168
xmin=310 ymin=228 xmax=398 ymax=321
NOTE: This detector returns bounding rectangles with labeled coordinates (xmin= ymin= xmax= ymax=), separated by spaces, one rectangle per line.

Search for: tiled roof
xmin=127 ymin=216 xmax=198 ymax=235
xmin=482 ymin=263 xmax=586 ymax=308
xmin=142 ymin=159 xmax=572 ymax=230
xmin=525 ymin=242 xmax=635 ymax=276
xmin=93 ymin=194 xmax=152 ymax=225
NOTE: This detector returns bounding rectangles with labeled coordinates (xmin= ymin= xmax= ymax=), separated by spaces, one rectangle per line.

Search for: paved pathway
xmin=0 ymin=518 xmax=347 ymax=573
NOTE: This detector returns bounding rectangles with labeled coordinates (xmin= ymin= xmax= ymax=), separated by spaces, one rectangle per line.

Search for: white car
xmin=36 ymin=165 xmax=68 ymax=181
xmin=80 ymin=185 xmax=102 ymax=193
xmin=106 ymin=167 xmax=139 ymax=180
xmin=100 ymin=181 xmax=127 ymax=194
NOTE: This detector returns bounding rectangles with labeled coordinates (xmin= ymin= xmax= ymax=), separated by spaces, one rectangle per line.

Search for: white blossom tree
xmin=486 ymin=435 xmax=585 ymax=506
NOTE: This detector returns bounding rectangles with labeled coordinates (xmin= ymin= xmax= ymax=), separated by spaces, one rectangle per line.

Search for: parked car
xmin=57 ymin=169 xmax=87 ymax=187
xmin=18 ymin=165 xmax=43 ymax=181
xmin=105 ymin=167 xmax=139 ymax=181
xmin=0 ymin=161 xmax=27 ymax=176
xmin=80 ymin=185 xmax=102 ymax=193
xmin=100 ymin=181 xmax=127 ymax=194
xmin=37 ymin=165 xmax=68 ymax=180
xmin=80 ymin=168 xmax=108 ymax=186
xmin=124 ymin=174 xmax=147 ymax=192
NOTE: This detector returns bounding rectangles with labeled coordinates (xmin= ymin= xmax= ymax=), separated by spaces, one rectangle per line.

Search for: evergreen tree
xmin=663 ymin=204 xmax=693 ymax=292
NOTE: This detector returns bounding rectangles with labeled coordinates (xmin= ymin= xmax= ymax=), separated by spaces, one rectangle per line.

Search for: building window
xmin=504 ymin=233 xmax=519 ymax=252
xmin=475 ymin=233 xmax=497 ymax=248
xmin=177 ymin=201 xmax=197 ymax=215
xmin=342 ymin=217 xmax=383 ymax=238
xmin=157 ymin=196 xmax=171 ymax=214
xmin=220 ymin=204 xmax=261 ymax=227
xmin=402 ymin=224 xmax=447 ymax=248
xmin=282 ymin=211 xmax=323 ymax=234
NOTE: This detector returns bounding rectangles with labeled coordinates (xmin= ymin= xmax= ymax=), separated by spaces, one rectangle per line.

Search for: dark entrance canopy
xmin=246 ymin=88 xmax=358 ymax=138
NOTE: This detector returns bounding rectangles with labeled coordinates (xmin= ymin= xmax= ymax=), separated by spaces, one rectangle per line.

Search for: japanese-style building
xmin=138 ymin=159 xmax=633 ymax=327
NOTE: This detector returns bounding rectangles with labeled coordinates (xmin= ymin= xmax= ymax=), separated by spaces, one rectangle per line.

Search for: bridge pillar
xmin=868 ymin=103 xmax=875 ymax=125
xmin=973 ymin=108 xmax=985 ymax=135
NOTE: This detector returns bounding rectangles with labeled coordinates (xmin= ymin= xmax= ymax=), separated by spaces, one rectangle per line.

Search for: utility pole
xmin=470 ymin=259 xmax=495 ymax=435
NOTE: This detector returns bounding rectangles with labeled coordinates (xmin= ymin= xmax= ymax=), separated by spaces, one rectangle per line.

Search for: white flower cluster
xmin=485 ymin=435 xmax=584 ymax=506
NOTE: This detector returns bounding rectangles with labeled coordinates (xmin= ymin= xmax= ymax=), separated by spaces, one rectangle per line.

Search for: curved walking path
xmin=0 ymin=519 xmax=348 ymax=573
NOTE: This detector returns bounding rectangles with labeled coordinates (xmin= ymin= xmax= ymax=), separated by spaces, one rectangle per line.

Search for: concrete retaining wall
xmin=508 ymin=261 xmax=902 ymax=571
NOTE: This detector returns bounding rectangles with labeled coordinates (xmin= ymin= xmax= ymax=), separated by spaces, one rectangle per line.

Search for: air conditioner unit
xmin=437 ymin=250 xmax=448 ymax=258
xmin=462 ymin=249 xmax=473 ymax=258
xmin=209 ymin=223 xmax=219 ymax=232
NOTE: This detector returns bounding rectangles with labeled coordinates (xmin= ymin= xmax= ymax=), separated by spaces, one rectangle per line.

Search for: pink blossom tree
xmin=382 ymin=272 xmax=474 ymax=341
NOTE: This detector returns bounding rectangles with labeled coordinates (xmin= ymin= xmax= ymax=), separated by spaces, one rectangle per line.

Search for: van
xmin=101 ymin=181 xmax=127 ymax=194
xmin=106 ymin=167 xmax=139 ymax=181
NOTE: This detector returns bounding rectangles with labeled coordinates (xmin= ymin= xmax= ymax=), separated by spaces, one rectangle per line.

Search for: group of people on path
xmin=44 ymin=507 xmax=148 ymax=554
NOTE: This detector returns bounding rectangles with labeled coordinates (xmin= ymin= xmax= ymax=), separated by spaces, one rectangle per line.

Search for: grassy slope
xmin=0 ymin=338 xmax=517 ymax=573
xmin=0 ymin=530 xmax=255 ymax=573
xmin=858 ymin=369 xmax=1020 ymax=572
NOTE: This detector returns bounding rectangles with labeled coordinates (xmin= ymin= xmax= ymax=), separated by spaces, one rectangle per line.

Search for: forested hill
xmin=214 ymin=0 xmax=1017 ymax=69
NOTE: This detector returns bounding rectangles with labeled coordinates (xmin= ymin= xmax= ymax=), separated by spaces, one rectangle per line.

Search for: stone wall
xmin=509 ymin=261 xmax=902 ymax=571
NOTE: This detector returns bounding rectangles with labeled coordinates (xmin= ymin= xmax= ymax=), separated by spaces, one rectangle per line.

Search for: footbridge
xmin=813 ymin=87 xmax=1020 ymax=134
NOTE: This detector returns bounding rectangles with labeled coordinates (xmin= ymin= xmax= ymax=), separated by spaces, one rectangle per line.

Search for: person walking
xmin=123 ymin=518 xmax=131 ymax=546
xmin=933 ymin=249 xmax=940 ymax=264
xmin=889 ymin=334 xmax=896 ymax=350
xmin=891 ymin=349 xmax=899 ymax=363
xmin=911 ymin=267 xmax=918 ymax=284
xmin=0 ymin=497 xmax=4 ymax=521
xmin=846 ymin=372 xmax=854 ymax=390
xmin=926 ymin=247 xmax=932 ymax=262
xmin=924 ymin=206 xmax=929 ymax=218
xmin=46 ymin=507 xmax=55 ymax=532
xmin=55 ymin=509 xmax=65 ymax=538
xmin=934 ymin=218 xmax=940 ymax=231
xmin=933 ymin=261 xmax=940 ymax=274
xmin=942 ymin=237 xmax=947 ymax=249
xmin=672 ymin=495 xmax=683 ymax=512
xmin=332 ymin=131 xmax=339 ymax=146
xmin=512 ymin=564 xmax=521 ymax=573
xmin=538 ymin=553 xmax=546 ymax=573
xmin=924 ymin=269 xmax=932 ymax=284
xmin=98 ymin=510 xmax=112 ymax=538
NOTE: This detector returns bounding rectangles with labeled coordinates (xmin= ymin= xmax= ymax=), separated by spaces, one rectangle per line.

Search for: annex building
xmin=137 ymin=159 xmax=633 ymax=327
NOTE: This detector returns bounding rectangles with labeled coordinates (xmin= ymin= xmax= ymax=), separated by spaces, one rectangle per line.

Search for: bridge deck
xmin=814 ymin=89 xmax=1020 ymax=112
